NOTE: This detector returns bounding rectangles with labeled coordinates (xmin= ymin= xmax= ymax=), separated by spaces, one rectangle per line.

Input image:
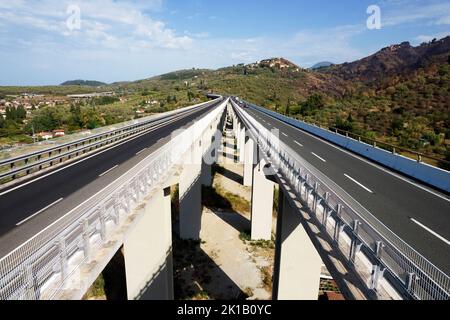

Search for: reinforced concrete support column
xmin=243 ymin=137 xmax=255 ymax=187
xmin=250 ymin=157 xmax=275 ymax=241
xmin=236 ymin=121 xmax=241 ymax=151
xmin=179 ymin=139 xmax=203 ymax=240
xmin=273 ymin=190 xmax=322 ymax=300
xmin=123 ymin=187 xmax=173 ymax=300
xmin=201 ymin=131 xmax=213 ymax=187
xmin=239 ymin=125 xmax=246 ymax=163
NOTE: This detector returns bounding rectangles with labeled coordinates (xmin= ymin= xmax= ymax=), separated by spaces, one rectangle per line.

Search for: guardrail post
xmin=370 ymin=264 xmax=386 ymax=291
xmin=303 ymin=174 xmax=309 ymax=199
xmin=25 ymin=265 xmax=37 ymax=300
xmin=333 ymin=204 xmax=344 ymax=243
xmin=333 ymin=221 xmax=345 ymax=244
xmin=406 ymin=272 xmax=417 ymax=292
xmin=58 ymin=239 xmax=68 ymax=281
xmin=322 ymin=192 xmax=330 ymax=226
xmin=313 ymin=182 xmax=320 ymax=214
xmin=82 ymin=219 xmax=91 ymax=261
xmin=306 ymin=187 xmax=313 ymax=208
xmin=349 ymin=219 xmax=362 ymax=264
xmin=369 ymin=241 xmax=386 ymax=291
xmin=125 ymin=185 xmax=132 ymax=212
xmin=113 ymin=195 xmax=121 ymax=225
xmin=375 ymin=241 xmax=384 ymax=259
xmin=99 ymin=206 xmax=107 ymax=241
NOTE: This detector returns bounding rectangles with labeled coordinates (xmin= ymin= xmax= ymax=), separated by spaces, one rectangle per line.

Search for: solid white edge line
xmin=410 ymin=218 xmax=450 ymax=246
xmin=344 ymin=174 xmax=374 ymax=193
xmin=0 ymin=108 xmax=204 ymax=197
xmin=16 ymin=198 xmax=64 ymax=226
xmin=251 ymin=108 xmax=450 ymax=202
xmin=311 ymin=152 xmax=327 ymax=163
xmin=99 ymin=165 xmax=118 ymax=177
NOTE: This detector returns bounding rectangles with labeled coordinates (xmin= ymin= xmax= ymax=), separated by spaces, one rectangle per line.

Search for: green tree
xmin=70 ymin=104 xmax=83 ymax=128
xmin=30 ymin=108 xmax=58 ymax=132
xmin=300 ymin=94 xmax=325 ymax=116
xmin=285 ymin=99 xmax=291 ymax=115
xmin=5 ymin=107 xmax=17 ymax=121
xmin=16 ymin=105 xmax=26 ymax=120
xmin=187 ymin=91 xmax=195 ymax=102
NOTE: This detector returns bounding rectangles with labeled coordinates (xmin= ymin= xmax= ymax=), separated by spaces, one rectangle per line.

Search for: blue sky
xmin=0 ymin=0 xmax=449 ymax=85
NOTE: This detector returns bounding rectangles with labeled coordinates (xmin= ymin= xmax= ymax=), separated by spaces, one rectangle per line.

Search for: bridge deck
xmin=245 ymin=107 xmax=450 ymax=274
xmin=0 ymin=103 xmax=219 ymax=259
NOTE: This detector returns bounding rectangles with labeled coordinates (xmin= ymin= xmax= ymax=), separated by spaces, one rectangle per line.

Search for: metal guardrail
xmin=231 ymin=99 xmax=449 ymax=300
xmin=0 ymin=99 xmax=227 ymax=300
xmin=0 ymin=99 xmax=222 ymax=183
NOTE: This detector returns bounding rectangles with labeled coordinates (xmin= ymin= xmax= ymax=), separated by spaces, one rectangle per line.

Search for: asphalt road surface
xmin=0 ymin=101 xmax=220 ymax=258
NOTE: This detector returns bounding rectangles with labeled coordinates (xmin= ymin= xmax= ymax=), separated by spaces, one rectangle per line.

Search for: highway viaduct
xmin=0 ymin=97 xmax=448 ymax=300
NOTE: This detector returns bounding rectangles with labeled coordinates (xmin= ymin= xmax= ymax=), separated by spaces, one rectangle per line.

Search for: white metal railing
xmin=232 ymin=99 xmax=450 ymax=300
xmin=0 ymin=99 xmax=221 ymax=183
xmin=0 ymin=99 xmax=227 ymax=300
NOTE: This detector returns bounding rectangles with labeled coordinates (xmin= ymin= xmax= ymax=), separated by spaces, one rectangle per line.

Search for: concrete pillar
xmin=273 ymin=190 xmax=322 ymax=300
xmin=201 ymin=158 xmax=212 ymax=187
xmin=239 ymin=126 xmax=246 ymax=163
xmin=201 ymin=131 xmax=213 ymax=187
xmin=123 ymin=187 xmax=174 ymax=300
xmin=179 ymin=139 xmax=203 ymax=240
xmin=243 ymin=137 xmax=255 ymax=187
xmin=250 ymin=157 xmax=275 ymax=241
xmin=236 ymin=121 xmax=241 ymax=151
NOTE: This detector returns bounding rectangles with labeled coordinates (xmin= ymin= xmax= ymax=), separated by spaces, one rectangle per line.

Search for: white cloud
xmin=184 ymin=31 xmax=210 ymax=39
xmin=435 ymin=16 xmax=450 ymax=26
xmin=382 ymin=1 xmax=450 ymax=27
xmin=414 ymin=31 xmax=450 ymax=44
xmin=0 ymin=0 xmax=191 ymax=50
xmin=1 ymin=0 xmax=449 ymax=85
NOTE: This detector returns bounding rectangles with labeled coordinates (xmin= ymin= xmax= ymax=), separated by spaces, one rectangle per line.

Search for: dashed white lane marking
xmin=99 ymin=165 xmax=118 ymax=177
xmin=136 ymin=148 xmax=147 ymax=155
xmin=311 ymin=152 xmax=327 ymax=163
xmin=344 ymin=174 xmax=374 ymax=193
xmin=294 ymin=140 xmax=303 ymax=147
xmin=16 ymin=198 xmax=64 ymax=226
xmin=282 ymin=133 xmax=288 ymax=137
xmin=410 ymin=218 xmax=450 ymax=246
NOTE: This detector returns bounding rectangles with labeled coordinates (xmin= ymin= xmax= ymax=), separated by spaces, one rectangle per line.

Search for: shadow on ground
xmin=172 ymin=237 xmax=248 ymax=300
xmin=214 ymin=165 xmax=243 ymax=184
